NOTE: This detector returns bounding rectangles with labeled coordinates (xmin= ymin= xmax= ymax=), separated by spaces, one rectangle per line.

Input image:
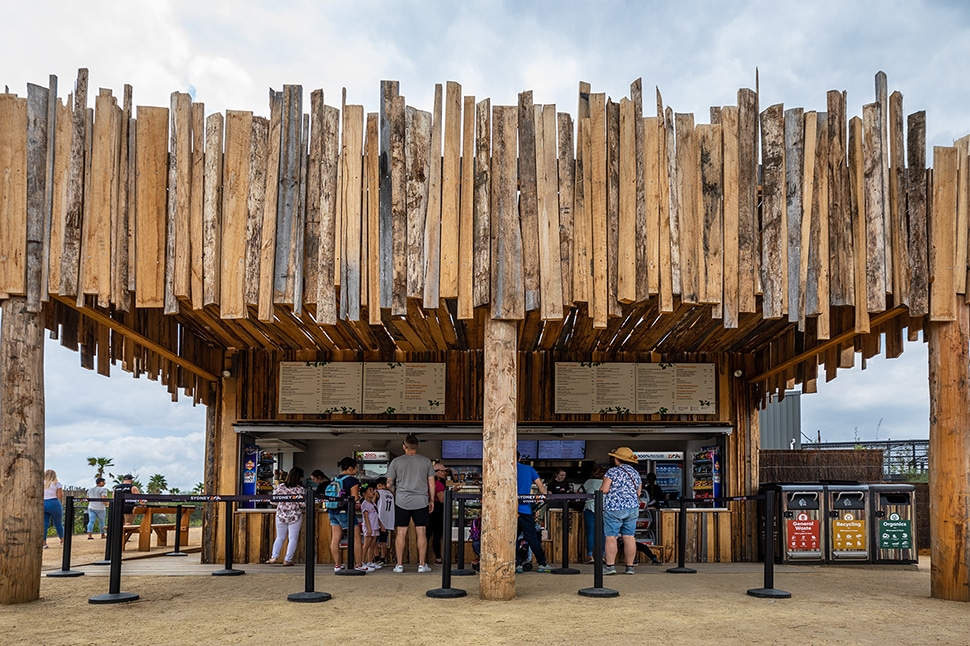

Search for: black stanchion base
xmin=335 ymin=569 xmax=366 ymax=576
xmin=578 ymin=586 xmax=620 ymax=598
xmin=452 ymin=568 xmax=476 ymax=576
xmin=211 ymin=568 xmax=246 ymax=576
xmin=288 ymin=590 xmax=332 ymax=603
xmin=164 ymin=551 xmax=188 ymax=557
xmin=46 ymin=570 xmax=84 ymax=578
xmin=426 ymin=587 xmax=467 ymax=598
xmin=88 ymin=592 xmax=139 ymax=604
xmin=92 ymin=560 xmax=110 ymax=566
xmin=747 ymin=587 xmax=792 ymax=599
xmin=666 ymin=566 xmax=697 ymax=574
xmin=551 ymin=567 xmax=581 ymax=575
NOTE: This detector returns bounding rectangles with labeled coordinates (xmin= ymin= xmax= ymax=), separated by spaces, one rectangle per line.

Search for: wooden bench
xmin=122 ymin=506 xmax=192 ymax=551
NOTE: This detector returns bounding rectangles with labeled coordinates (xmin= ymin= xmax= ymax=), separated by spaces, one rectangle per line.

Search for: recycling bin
xmin=826 ymin=486 xmax=870 ymax=562
xmin=869 ymin=484 xmax=917 ymax=564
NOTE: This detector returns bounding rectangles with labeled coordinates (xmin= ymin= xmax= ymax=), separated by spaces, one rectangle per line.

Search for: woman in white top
xmin=43 ymin=469 xmax=65 ymax=548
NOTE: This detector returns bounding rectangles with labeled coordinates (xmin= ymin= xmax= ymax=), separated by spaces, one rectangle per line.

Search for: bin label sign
xmin=833 ymin=517 xmax=867 ymax=551
xmin=786 ymin=513 xmax=820 ymax=551
xmin=878 ymin=518 xmax=912 ymax=549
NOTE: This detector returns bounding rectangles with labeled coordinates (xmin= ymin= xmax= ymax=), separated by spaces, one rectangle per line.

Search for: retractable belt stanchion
xmin=336 ymin=496 xmax=365 ymax=576
xmin=552 ymin=494 xmax=579 ymax=575
xmin=452 ymin=494 xmax=474 ymax=576
xmin=89 ymin=489 xmax=138 ymax=604
xmin=666 ymin=495 xmax=697 ymax=574
xmin=427 ymin=488 xmax=467 ymax=598
xmin=165 ymin=504 xmax=188 ymax=557
xmin=747 ymin=490 xmax=791 ymax=599
xmin=289 ymin=486 xmax=331 ymax=602
xmin=578 ymin=491 xmax=618 ymax=598
xmin=212 ymin=500 xmax=245 ymax=576
xmin=47 ymin=495 xmax=84 ymax=578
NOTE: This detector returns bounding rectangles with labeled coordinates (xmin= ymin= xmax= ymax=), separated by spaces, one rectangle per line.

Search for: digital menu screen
xmin=516 ymin=440 xmax=538 ymax=459
xmin=441 ymin=440 xmax=484 ymax=460
xmin=537 ymin=440 xmax=586 ymax=460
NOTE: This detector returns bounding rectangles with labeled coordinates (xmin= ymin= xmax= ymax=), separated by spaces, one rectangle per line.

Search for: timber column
xmin=0 ymin=297 xmax=46 ymax=604
xmin=927 ymin=302 xmax=970 ymax=601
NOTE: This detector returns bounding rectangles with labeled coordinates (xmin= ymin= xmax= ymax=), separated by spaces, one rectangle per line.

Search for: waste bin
xmin=826 ymin=486 xmax=870 ymax=562
xmin=759 ymin=484 xmax=825 ymax=563
xmin=869 ymin=484 xmax=917 ymax=564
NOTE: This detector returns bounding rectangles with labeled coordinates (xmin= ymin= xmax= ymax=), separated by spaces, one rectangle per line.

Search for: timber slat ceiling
xmin=0 ymin=69 xmax=965 ymax=402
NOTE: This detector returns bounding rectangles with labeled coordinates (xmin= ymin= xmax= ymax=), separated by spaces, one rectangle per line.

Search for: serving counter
xmin=658 ymin=507 xmax=733 ymax=563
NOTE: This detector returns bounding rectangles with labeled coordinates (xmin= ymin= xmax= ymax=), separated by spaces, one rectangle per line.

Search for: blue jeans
xmin=603 ymin=507 xmax=638 ymax=537
xmin=584 ymin=509 xmax=596 ymax=557
xmin=516 ymin=513 xmax=547 ymax=566
xmin=87 ymin=507 xmax=107 ymax=534
xmin=44 ymin=498 xmax=64 ymax=539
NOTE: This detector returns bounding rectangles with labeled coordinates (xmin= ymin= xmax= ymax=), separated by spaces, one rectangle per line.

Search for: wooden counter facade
xmin=658 ymin=508 xmax=733 ymax=563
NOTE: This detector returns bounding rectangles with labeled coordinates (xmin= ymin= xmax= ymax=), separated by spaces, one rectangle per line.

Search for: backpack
xmin=325 ymin=475 xmax=348 ymax=510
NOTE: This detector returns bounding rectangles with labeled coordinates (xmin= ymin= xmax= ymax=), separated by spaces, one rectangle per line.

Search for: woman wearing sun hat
xmin=599 ymin=447 xmax=642 ymax=575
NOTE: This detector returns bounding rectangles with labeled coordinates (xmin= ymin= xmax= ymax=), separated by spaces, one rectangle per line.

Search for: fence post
xmin=747 ymin=490 xmax=791 ymax=598
xmin=289 ymin=486 xmax=331 ymax=602
xmin=552 ymin=495 xmax=579 ymax=574
xmin=578 ymin=490 xmax=618 ymax=597
xmin=427 ymin=488 xmax=467 ymax=598
xmin=89 ymin=489 xmax=139 ymax=604
xmin=666 ymin=495 xmax=697 ymax=574
xmin=212 ymin=500 xmax=245 ymax=576
xmin=165 ymin=504 xmax=188 ymax=557
xmin=452 ymin=495 xmax=475 ymax=576
xmin=47 ymin=495 xmax=84 ymax=578
xmin=336 ymin=496 xmax=365 ymax=576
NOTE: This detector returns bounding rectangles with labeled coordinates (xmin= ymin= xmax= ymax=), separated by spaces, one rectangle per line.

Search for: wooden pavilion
xmin=1 ymin=69 xmax=967 ymax=603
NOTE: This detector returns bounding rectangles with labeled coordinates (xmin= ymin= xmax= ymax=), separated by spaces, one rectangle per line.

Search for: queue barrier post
xmin=666 ymin=495 xmax=697 ymax=574
xmin=89 ymin=489 xmax=139 ymax=604
xmin=47 ymin=495 xmax=84 ymax=578
xmin=212 ymin=499 xmax=245 ymax=576
xmin=289 ymin=486 xmax=331 ymax=602
xmin=747 ymin=490 xmax=791 ymax=599
xmin=427 ymin=488 xmax=467 ymax=598
xmin=452 ymin=495 xmax=475 ymax=577
xmin=335 ymin=496 xmax=365 ymax=576
xmin=165 ymin=504 xmax=188 ymax=557
xmin=552 ymin=494 xmax=580 ymax=575
xmin=578 ymin=490 xmax=618 ymax=598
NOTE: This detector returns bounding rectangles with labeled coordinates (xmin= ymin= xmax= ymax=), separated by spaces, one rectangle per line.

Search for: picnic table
xmin=122 ymin=506 xmax=193 ymax=552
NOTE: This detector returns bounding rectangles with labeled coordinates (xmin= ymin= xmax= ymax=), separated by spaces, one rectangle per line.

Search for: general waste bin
xmin=869 ymin=484 xmax=917 ymax=564
xmin=778 ymin=486 xmax=825 ymax=563
xmin=826 ymin=486 xmax=870 ymax=562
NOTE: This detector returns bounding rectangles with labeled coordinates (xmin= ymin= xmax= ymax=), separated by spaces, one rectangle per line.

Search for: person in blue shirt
xmin=516 ymin=452 xmax=552 ymax=573
xmin=600 ymin=447 xmax=643 ymax=575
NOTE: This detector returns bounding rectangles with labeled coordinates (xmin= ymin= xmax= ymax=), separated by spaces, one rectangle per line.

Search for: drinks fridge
xmin=691 ymin=446 xmax=721 ymax=506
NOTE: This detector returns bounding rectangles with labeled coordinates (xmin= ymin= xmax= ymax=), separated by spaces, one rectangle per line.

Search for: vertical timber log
xmin=0 ymin=297 xmax=45 ymax=604
xmin=927 ymin=303 xmax=970 ymax=601
xmin=480 ymin=316 xmax=517 ymax=601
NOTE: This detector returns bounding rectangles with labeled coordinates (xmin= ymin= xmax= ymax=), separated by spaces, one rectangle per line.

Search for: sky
xmin=4 ymin=0 xmax=968 ymax=489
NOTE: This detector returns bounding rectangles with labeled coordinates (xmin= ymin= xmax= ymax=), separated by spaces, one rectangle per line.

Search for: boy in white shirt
xmin=375 ymin=477 xmax=395 ymax=565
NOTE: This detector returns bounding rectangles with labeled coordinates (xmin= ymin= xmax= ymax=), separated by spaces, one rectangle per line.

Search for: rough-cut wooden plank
xmin=405 ymin=106 xmax=432 ymax=299
xmin=59 ymin=69 xmax=87 ymax=297
xmin=519 ymin=91 xmax=540 ymax=312
xmin=536 ymin=104 xmax=563 ymax=320
xmin=572 ymin=83 xmax=591 ymax=305
xmin=390 ymin=94 xmax=408 ymax=315
xmin=113 ymin=85 xmax=132 ymax=311
xmin=274 ymin=85 xmax=303 ymax=307
xmin=675 ymin=113 xmax=699 ymax=305
xmin=698 ymin=123 xmax=722 ymax=308
xmin=473 ymin=98 xmax=491 ymax=310
xmin=458 ymin=95 xmax=476 ymax=319
xmin=134 ymin=106 xmax=170 ymax=309
xmin=888 ymin=91 xmax=909 ymax=307
xmin=589 ymin=93 xmax=608 ymax=328
xmin=631 ymin=79 xmax=647 ymax=301
xmin=908 ymin=111 xmax=928 ymax=317
xmin=316 ymin=104 xmax=340 ymax=324
xmin=721 ymin=107 xmax=739 ymax=328
xmin=25 ymin=85 xmax=49 ymax=310
xmin=259 ymin=90 xmax=282 ymax=321
xmin=760 ymin=103 xmax=787 ymax=319
xmin=245 ymin=116 xmax=268 ymax=307
xmin=617 ymin=98 xmax=637 ymax=304
xmin=340 ymin=104 xmax=364 ymax=321
xmin=303 ymin=91 xmax=323 ymax=307
xmin=365 ymin=112 xmax=381 ymax=324
xmin=955 ymin=135 xmax=970 ymax=296
xmin=931 ymin=146 xmax=958 ymax=321
xmin=657 ymin=94 xmax=674 ymax=312
xmin=39 ymin=77 xmax=58 ymax=304
xmin=737 ymin=88 xmax=758 ymax=312
xmin=813 ymin=112 xmax=831 ymax=339
xmin=644 ymin=116 xmax=661 ymax=298
xmin=666 ymin=106 xmax=681 ymax=298
xmin=378 ymin=80 xmax=398 ymax=309
xmin=876 ymin=72 xmax=893 ymax=296
xmin=490 ymin=105 xmax=523 ymax=320
xmin=168 ymin=92 xmax=192 ymax=305
xmin=48 ymin=98 xmax=70 ymax=296
xmin=76 ymin=105 xmax=93 ymax=308
xmin=188 ymin=102 xmax=204 ymax=309
xmin=784 ymin=108 xmax=804 ymax=323
xmin=422 ymin=85 xmax=443 ymax=310
xmin=440 ymin=81 xmax=461 ymax=299
xmin=800 ymin=112 xmax=817 ymax=329
xmin=828 ymin=90 xmax=853 ymax=306
xmin=81 ymin=91 xmax=117 ymax=305
xmin=849 ymin=116 xmax=870 ymax=333
xmin=203 ymin=112 xmax=224 ymax=308
xmin=606 ymin=99 xmax=621 ymax=317
xmin=557 ymin=112 xmax=575 ymax=309
xmin=863 ymin=102 xmax=887 ymax=312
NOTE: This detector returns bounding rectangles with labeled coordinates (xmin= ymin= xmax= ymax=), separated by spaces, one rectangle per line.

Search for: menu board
xmin=441 ymin=440 xmax=483 ymax=460
xmin=517 ymin=440 xmax=539 ymax=459
xmin=538 ymin=440 xmax=586 ymax=460
xmin=555 ymin=362 xmax=717 ymax=415
xmin=362 ymin=362 xmax=446 ymax=414
xmin=278 ymin=362 xmax=363 ymax=414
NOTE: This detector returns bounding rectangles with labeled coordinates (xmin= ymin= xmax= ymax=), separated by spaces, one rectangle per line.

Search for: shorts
xmin=394 ymin=504 xmax=430 ymax=528
xmin=377 ymin=529 xmax=389 ymax=544
xmin=603 ymin=507 xmax=639 ymax=537
xmin=328 ymin=510 xmax=349 ymax=530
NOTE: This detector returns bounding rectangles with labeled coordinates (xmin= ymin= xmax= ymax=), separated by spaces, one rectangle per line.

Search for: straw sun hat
xmin=608 ymin=447 xmax=638 ymax=464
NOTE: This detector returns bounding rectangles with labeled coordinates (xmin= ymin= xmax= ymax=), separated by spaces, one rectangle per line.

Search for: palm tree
xmin=147 ymin=474 xmax=168 ymax=494
xmin=192 ymin=482 xmax=205 ymax=494
xmin=87 ymin=457 xmax=114 ymax=479
xmin=168 ymin=487 xmax=181 ymax=495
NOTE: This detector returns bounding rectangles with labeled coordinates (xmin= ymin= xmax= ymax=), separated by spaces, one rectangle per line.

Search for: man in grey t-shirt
xmin=385 ymin=434 xmax=435 ymax=572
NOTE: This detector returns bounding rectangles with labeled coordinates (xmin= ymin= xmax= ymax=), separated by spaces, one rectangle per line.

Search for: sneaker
xmin=367 ymin=562 xmax=382 ymax=570
xmin=374 ymin=557 xmax=386 ymax=565
xmin=515 ymin=565 xmax=523 ymax=573
xmin=354 ymin=564 xmax=371 ymax=572
xmin=393 ymin=564 xmax=404 ymax=573
xmin=603 ymin=565 xmax=617 ymax=575
xmin=417 ymin=564 xmax=432 ymax=573
xmin=333 ymin=564 xmax=345 ymax=572
xmin=625 ymin=565 xmax=635 ymax=575
xmin=536 ymin=564 xmax=553 ymax=573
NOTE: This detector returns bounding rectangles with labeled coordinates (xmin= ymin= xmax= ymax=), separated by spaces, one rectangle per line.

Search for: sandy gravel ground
xmin=2 ymin=536 xmax=961 ymax=645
